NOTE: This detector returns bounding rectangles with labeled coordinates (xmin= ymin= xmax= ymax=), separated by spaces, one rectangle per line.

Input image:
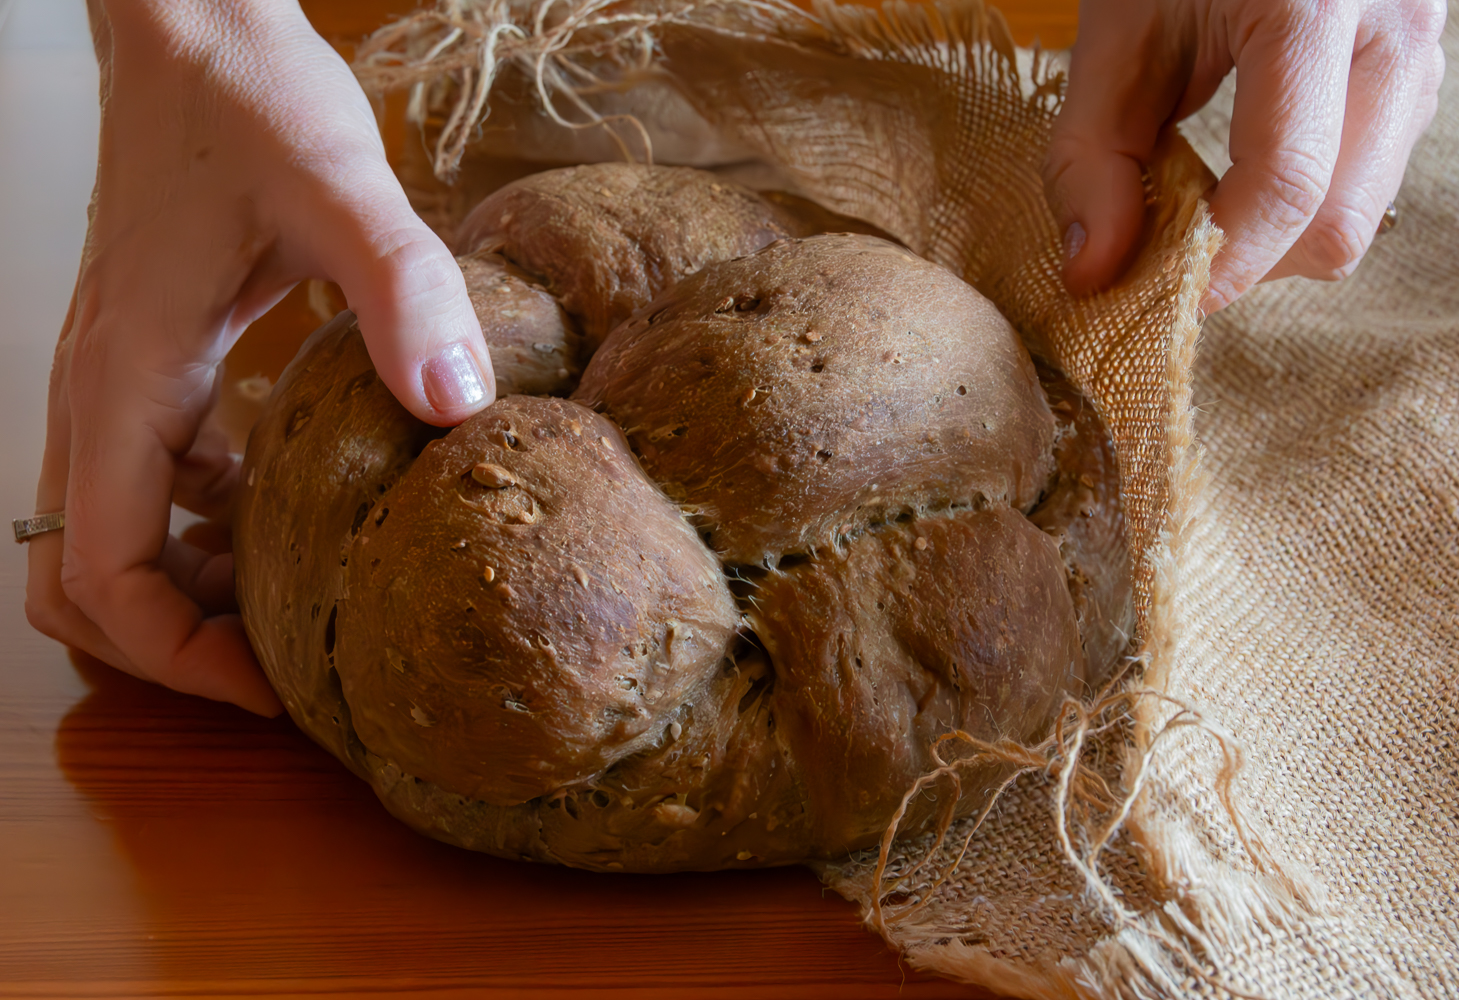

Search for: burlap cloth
xmin=354 ymin=2 xmax=1459 ymax=995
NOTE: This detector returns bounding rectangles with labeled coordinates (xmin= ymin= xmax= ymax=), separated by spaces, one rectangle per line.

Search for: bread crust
xmin=457 ymin=163 xmax=804 ymax=351
xmin=747 ymin=507 xmax=1087 ymax=852
xmin=235 ymin=167 xmax=1131 ymax=872
xmin=338 ymin=395 xmax=739 ymax=805
xmin=575 ymin=234 xmax=1056 ymax=566
xmin=457 ymin=251 xmax=583 ymax=397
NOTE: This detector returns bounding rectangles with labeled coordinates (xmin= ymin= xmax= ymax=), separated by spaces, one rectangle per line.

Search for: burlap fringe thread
xmin=355 ymin=0 xmax=822 ymax=177
xmin=351 ymin=4 xmax=1311 ymax=997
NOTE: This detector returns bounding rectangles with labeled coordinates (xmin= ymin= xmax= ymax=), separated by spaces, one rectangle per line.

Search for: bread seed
xmin=914 ymin=537 xmax=928 ymax=551
xmin=668 ymin=722 xmax=683 ymax=741
xmin=473 ymin=462 xmax=518 ymax=488
xmin=482 ymin=566 xmax=496 ymax=583
xmin=736 ymin=851 xmax=753 ymax=861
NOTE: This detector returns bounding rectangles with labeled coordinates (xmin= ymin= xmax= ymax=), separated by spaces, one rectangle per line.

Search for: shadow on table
xmin=53 ymin=650 xmax=971 ymax=996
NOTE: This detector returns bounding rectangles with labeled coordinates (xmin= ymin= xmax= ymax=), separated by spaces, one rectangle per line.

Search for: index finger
xmin=1204 ymin=6 xmax=1358 ymax=311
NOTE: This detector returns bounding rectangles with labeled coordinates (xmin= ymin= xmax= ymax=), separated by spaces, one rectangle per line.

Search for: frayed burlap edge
xmin=350 ymin=3 xmax=1322 ymax=996
xmin=829 ymin=215 xmax=1318 ymax=1000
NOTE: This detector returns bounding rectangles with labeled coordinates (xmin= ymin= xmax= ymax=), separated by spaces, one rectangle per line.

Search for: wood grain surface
xmin=0 ymin=1 xmax=1078 ymax=997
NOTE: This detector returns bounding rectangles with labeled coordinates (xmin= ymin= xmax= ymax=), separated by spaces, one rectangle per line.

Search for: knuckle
xmin=380 ymin=231 xmax=453 ymax=282
xmin=58 ymin=565 xmax=101 ymax=616
xmin=57 ymin=547 xmax=114 ymax=619
xmin=371 ymin=232 xmax=464 ymax=314
xmin=1426 ymin=43 xmax=1448 ymax=96
xmin=1403 ymin=0 xmax=1448 ymax=46
xmin=1042 ymin=140 xmax=1078 ymax=185
xmin=1262 ymin=148 xmax=1331 ymax=225
xmin=65 ymin=319 xmax=109 ymax=389
xmin=1300 ymin=211 xmax=1370 ymax=277
xmin=1041 ymin=143 xmax=1082 ymax=207
xmin=1273 ymin=0 xmax=1324 ymax=33
xmin=24 ymin=593 xmax=67 ymax=642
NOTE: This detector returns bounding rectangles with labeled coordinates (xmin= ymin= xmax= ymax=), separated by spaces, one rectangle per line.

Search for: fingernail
xmin=1063 ymin=221 xmax=1087 ymax=262
xmin=422 ymin=343 xmax=488 ymax=414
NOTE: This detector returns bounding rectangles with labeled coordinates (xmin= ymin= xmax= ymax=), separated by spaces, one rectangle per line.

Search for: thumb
xmin=311 ymin=173 xmax=495 ymax=427
xmin=1044 ymin=4 xmax=1197 ymax=297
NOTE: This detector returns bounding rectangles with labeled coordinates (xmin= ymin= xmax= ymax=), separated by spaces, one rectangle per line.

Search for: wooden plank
xmin=1 ymin=655 xmax=982 ymax=997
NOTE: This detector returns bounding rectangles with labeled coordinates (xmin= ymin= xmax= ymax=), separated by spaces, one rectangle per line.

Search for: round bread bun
xmin=337 ymin=395 xmax=739 ymax=805
xmin=234 ymin=312 xmax=438 ymax=768
xmin=455 ymin=162 xmax=877 ymax=352
xmin=574 ymin=234 xmax=1056 ymax=566
xmin=746 ymin=506 xmax=1085 ymax=850
xmin=456 ymin=250 xmax=582 ymax=396
xmin=235 ymin=163 xmax=1132 ymax=873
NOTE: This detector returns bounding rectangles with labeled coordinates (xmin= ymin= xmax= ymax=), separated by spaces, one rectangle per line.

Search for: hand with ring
xmin=22 ymin=0 xmax=495 ymax=716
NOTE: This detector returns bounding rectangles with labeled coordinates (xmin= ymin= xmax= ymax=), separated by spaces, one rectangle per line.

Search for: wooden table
xmin=0 ymin=1 xmax=1076 ymax=996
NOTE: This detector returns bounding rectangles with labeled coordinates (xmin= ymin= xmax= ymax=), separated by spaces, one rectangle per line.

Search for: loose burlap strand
xmin=354 ymin=2 xmax=1459 ymax=996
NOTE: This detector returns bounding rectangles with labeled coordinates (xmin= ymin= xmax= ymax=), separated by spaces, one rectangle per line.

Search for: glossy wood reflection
xmin=0 ymin=1 xmax=1078 ymax=997
xmin=15 ymin=655 xmax=967 ymax=998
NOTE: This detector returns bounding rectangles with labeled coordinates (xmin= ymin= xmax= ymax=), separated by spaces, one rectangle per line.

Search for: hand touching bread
xmin=25 ymin=0 xmax=494 ymax=715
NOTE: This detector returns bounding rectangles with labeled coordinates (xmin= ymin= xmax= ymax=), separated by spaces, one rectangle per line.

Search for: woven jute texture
xmin=356 ymin=2 xmax=1458 ymax=995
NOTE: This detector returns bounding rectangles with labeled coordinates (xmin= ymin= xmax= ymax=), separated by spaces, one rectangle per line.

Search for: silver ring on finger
xmin=13 ymin=511 xmax=65 ymax=543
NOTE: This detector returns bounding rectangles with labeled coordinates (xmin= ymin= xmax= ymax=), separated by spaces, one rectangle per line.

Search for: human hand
xmin=24 ymin=0 xmax=494 ymax=716
xmin=1044 ymin=0 xmax=1447 ymax=313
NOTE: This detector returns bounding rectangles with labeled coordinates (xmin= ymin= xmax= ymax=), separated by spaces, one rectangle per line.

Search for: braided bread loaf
xmin=235 ymin=164 xmax=1131 ymax=872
